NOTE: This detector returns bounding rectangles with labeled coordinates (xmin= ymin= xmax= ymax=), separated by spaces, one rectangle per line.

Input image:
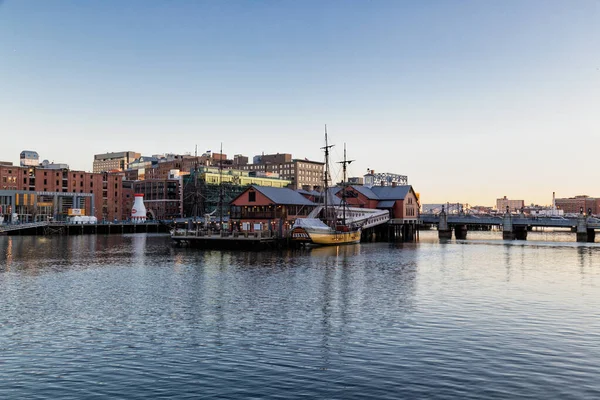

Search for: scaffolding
xmin=182 ymin=173 xmax=248 ymax=220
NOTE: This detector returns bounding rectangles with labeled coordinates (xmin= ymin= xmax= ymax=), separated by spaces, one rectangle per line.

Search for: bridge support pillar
xmin=514 ymin=226 xmax=528 ymax=240
xmin=438 ymin=209 xmax=452 ymax=239
xmin=502 ymin=212 xmax=515 ymax=240
xmin=454 ymin=224 xmax=467 ymax=240
xmin=502 ymin=231 xmax=515 ymax=240
xmin=576 ymin=213 xmax=589 ymax=242
xmin=587 ymin=229 xmax=596 ymax=243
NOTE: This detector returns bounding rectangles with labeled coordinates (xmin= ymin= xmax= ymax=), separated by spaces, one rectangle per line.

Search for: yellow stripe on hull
xmin=308 ymin=230 xmax=361 ymax=245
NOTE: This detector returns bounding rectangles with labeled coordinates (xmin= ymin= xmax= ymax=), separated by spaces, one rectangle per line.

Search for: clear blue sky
xmin=1 ymin=0 xmax=598 ymax=205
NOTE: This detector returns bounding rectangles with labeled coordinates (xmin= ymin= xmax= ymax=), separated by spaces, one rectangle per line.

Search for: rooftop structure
xmin=20 ymin=150 xmax=39 ymax=167
xmin=363 ymin=170 xmax=408 ymax=188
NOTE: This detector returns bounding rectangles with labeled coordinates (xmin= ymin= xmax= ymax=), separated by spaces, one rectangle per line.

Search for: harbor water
xmin=1 ymin=231 xmax=599 ymax=399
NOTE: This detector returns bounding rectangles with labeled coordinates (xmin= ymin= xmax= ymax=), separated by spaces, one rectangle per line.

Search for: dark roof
xmin=349 ymin=185 xmax=379 ymax=199
xmin=326 ymin=188 xmax=343 ymax=205
xmin=377 ymin=200 xmax=396 ymax=208
xmin=329 ymin=187 xmax=342 ymax=196
xmin=252 ymin=185 xmax=315 ymax=206
xmin=370 ymin=185 xmax=412 ymax=200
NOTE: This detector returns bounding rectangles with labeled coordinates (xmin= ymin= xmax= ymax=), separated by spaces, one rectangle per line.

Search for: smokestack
xmin=552 ymin=192 xmax=556 ymax=210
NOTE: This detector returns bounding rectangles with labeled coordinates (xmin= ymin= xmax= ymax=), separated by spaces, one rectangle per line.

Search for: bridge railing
xmin=0 ymin=221 xmax=50 ymax=233
xmin=419 ymin=214 xmax=585 ymax=228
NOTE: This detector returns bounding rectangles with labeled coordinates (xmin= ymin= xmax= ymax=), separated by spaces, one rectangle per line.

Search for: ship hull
xmin=292 ymin=227 xmax=361 ymax=245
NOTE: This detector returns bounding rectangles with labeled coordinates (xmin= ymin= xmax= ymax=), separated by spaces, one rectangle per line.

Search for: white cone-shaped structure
xmin=131 ymin=194 xmax=147 ymax=223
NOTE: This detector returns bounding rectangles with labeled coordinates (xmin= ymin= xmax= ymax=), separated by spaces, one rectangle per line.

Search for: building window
xmin=249 ymin=191 xmax=256 ymax=202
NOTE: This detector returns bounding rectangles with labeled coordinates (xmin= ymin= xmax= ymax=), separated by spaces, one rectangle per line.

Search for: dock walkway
xmin=171 ymin=229 xmax=284 ymax=249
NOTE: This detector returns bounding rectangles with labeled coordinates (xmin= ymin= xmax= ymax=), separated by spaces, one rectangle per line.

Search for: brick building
xmin=496 ymin=196 xmax=525 ymax=212
xmin=240 ymin=153 xmax=324 ymax=191
xmin=132 ymin=179 xmax=182 ymax=220
xmin=0 ymin=164 xmax=127 ymax=221
xmin=555 ymin=195 xmax=600 ymax=215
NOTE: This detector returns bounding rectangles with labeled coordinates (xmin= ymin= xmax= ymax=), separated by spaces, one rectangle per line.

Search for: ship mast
xmin=338 ymin=143 xmax=354 ymax=226
xmin=321 ymin=125 xmax=334 ymax=227
xmin=218 ymin=142 xmax=224 ymax=230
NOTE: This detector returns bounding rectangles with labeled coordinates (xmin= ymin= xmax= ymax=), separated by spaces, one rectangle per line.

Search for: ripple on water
xmin=0 ymin=232 xmax=599 ymax=399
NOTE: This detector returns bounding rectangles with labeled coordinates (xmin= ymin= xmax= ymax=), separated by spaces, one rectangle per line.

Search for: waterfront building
xmin=496 ymin=196 xmax=525 ymax=212
xmin=240 ymin=153 xmax=324 ymax=191
xmin=555 ymin=195 xmax=600 ymax=215
xmin=93 ymin=151 xmax=141 ymax=173
xmin=0 ymin=164 xmax=126 ymax=222
xmin=99 ymin=172 xmax=127 ymax=223
xmin=0 ymin=189 xmax=94 ymax=223
xmin=20 ymin=150 xmax=39 ymax=167
xmin=342 ymin=184 xmax=420 ymax=225
xmin=229 ymin=185 xmax=316 ymax=234
xmin=121 ymin=181 xmax=135 ymax=221
xmin=363 ymin=170 xmax=408 ymax=188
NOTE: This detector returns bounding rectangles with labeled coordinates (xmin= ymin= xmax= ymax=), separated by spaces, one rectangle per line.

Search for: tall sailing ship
xmin=291 ymin=128 xmax=362 ymax=246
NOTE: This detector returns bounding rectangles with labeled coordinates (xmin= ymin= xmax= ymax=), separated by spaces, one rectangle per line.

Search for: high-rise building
xmin=93 ymin=151 xmax=141 ymax=173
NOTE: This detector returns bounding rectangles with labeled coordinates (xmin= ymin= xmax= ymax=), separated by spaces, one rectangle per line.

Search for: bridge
xmin=0 ymin=221 xmax=49 ymax=234
xmin=420 ymin=211 xmax=600 ymax=242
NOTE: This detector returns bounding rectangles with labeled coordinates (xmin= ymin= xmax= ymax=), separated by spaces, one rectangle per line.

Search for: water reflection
xmin=0 ymin=233 xmax=599 ymax=399
xmin=308 ymin=244 xmax=361 ymax=260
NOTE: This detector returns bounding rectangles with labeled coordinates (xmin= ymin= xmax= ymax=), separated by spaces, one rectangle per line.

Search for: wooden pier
xmin=0 ymin=222 xmax=171 ymax=236
xmin=171 ymin=229 xmax=286 ymax=250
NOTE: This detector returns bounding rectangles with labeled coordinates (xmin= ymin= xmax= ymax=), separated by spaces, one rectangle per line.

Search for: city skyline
xmin=1 ymin=0 xmax=598 ymax=206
